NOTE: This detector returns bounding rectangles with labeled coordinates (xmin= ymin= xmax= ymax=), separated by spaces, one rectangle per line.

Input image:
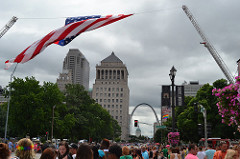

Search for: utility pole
xmin=200 ymin=105 xmax=207 ymax=148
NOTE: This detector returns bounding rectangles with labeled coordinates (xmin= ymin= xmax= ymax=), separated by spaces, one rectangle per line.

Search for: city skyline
xmin=1 ymin=0 xmax=240 ymax=136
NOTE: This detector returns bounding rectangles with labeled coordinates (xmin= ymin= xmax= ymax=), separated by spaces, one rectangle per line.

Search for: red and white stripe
xmin=5 ymin=14 xmax=133 ymax=69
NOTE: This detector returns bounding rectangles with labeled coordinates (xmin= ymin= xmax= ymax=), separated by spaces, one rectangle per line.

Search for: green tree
xmin=64 ymin=84 xmax=118 ymax=142
xmin=154 ymin=128 xmax=169 ymax=144
xmin=6 ymin=77 xmax=65 ymax=138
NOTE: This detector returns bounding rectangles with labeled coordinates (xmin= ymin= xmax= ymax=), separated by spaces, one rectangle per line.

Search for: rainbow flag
xmin=162 ymin=114 xmax=169 ymax=119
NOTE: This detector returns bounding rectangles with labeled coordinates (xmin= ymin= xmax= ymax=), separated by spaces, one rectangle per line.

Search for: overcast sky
xmin=1 ymin=0 xmax=240 ymax=137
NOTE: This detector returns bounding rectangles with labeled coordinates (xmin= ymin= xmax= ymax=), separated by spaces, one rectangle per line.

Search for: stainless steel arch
xmin=130 ymin=103 xmax=160 ymax=125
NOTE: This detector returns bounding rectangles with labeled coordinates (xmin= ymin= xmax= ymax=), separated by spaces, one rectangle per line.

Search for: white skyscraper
xmin=57 ymin=49 xmax=90 ymax=91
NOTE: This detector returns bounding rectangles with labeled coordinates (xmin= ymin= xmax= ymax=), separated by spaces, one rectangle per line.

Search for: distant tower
xmin=136 ymin=127 xmax=141 ymax=137
xmin=92 ymin=52 xmax=130 ymax=140
xmin=57 ymin=49 xmax=90 ymax=91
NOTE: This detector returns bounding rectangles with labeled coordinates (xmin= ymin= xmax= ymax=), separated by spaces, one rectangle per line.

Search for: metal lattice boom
xmin=182 ymin=5 xmax=234 ymax=84
xmin=0 ymin=16 xmax=18 ymax=38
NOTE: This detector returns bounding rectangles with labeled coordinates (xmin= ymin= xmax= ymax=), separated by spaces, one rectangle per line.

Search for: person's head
xmin=208 ymin=144 xmax=213 ymax=149
xmin=58 ymin=141 xmax=69 ymax=158
xmin=15 ymin=138 xmax=34 ymax=159
xmin=224 ymin=149 xmax=238 ymax=159
xmin=141 ymin=146 xmax=146 ymax=152
xmin=172 ymin=147 xmax=180 ymax=154
xmin=41 ymin=143 xmax=50 ymax=152
xmin=188 ymin=144 xmax=198 ymax=155
xmin=100 ymin=139 xmax=110 ymax=150
xmin=40 ymin=148 xmax=57 ymax=159
xmin=136 ymin=149 xmax=143 ymax=158
xmin=69 ymin=143 xmax=78 ymax=155
xmin=220 ymin=141 xmax=228 ymax=152
xmin=122 ymin=146 xmax=130 ymax=155
xmin=76 ymin=144 xmax=93 ymax=159
xmin=0 ymin=143 xmax=11 ymax=159
xmin=108 ymin=144 xmax=122 ymax=159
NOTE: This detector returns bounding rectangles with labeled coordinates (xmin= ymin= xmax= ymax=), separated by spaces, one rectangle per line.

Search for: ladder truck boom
xmin=182 ymin=5 xmax=234 ymax=84
xmin=0 ymin=16 xmax=18 ymax=38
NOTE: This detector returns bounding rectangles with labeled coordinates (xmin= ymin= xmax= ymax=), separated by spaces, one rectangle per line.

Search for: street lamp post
xmin=51 ymin=105 xmax=56 ymax=143
xmin=169 ymin=66 xmax=177 ymax=132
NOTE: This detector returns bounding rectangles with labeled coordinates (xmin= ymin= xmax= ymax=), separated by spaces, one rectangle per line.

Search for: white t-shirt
xmin=197 ymin=151 xmax=206 ymax=159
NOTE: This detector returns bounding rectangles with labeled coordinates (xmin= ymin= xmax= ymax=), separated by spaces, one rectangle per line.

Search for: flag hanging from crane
xmin=5 ymin=14 xmax=133 ymax=69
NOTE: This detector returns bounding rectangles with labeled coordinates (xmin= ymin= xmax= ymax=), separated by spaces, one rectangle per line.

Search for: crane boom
xmin=182 ymin=5 xmax=234 ymax=84
xmin=0 ymin=16 xmax=18 ymax=38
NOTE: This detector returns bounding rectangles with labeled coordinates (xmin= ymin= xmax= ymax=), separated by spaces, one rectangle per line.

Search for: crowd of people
xmin=0 ymin=138 xmax=240 ymax=159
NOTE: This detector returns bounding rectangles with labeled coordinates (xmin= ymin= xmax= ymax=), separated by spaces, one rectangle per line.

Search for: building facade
xmin=57 ymin=49 xmax=90 ymax=91
xmin=183 ymin=81 xmax=203 ymax=97
xmin=92 ymin=52 xmax=130 ymax=140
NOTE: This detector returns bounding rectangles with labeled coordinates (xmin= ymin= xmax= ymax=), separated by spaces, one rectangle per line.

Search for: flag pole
xmin=4 ymin=63 xmax=18 ymax=142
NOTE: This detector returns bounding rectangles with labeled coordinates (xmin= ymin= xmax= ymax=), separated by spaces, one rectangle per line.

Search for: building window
xmin=100 ymin=93 xmax=102 ymax=97
xmin=112 ymin=99 xmax=114 ymax=103
xmin=116 ymin=88 xmax=119 ymax=92
xmin=121 ymin=88 xmax=123 ymax=91
xmin=96 ymin=93 xmax=98 ymax=97
xmin=120 ymin=110 xmax=122 ymax=114
xmin=116 ymin=105 xmax=118 ymax=108
xmin=116 ymin=116 xmax=118 ymax=119
xmin=108 ymin=99 xmax=110 ymax=102
xmin=120 ymin=116 xmax=122 ymax=120
xmin=108 ymin=93 xmax=111 ymax=97
xmin=112 ymin=88 xmax=115 ymax=91
xmin=100 ymin=99 xmax=102 ymax=102
xmin=108 ymin=105 xmax=110 ymax=108
xmin=112 ymin=93 xmax=115 ymax=97
xmin=120 ymin=99 xmax=123 ymax=103
xmin=112 ymin=105 xmax=114 ymax=108
xmin=120 ymin=105 xmax=122 ymax=109
xmin=108 ymin=88 xmax=111 ymax=91
xmin=120 ymin=93 xmax=123 ymax=97
xmin=96 ymin=88 xmax=99 ymax=92
xmin=104 ymin=99 xmax=106 ymax=103
xmin=116 ymin=99 xmax=118 ymax=103
xmin=96 ymin=99 xmax=98 ymax=102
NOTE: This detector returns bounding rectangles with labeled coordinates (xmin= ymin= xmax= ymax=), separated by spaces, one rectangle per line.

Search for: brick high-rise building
xmin=92 ymin=52 xmax=130 ymax=140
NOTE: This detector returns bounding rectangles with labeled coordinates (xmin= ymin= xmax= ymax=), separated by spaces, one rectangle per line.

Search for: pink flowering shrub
xmin=168 ymin=132 xmax=180 ymax=145
xmin=212 ymin=76 xmax=240 ymax=126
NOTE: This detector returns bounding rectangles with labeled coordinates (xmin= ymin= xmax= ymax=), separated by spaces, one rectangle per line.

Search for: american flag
xmin=5 ymin=14 xmax=133 ymax=69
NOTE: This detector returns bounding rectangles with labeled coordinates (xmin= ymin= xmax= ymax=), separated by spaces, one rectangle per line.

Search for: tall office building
xmin=92 ymin=52 xmax=130 ymax=140
xmin=57 ymin=49 xmax=90 ymax=91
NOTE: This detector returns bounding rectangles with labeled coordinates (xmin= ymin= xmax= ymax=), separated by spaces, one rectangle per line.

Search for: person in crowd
xmin=135 ymin=149 xmax=143 ymax=159
xmin=69 ymin=143 xmax=78 ymax=159
xmin=0 ymin=143 xmax=11 ymax=159
xmin=57 ymin=141 xmax=72 ymax=159
xmin=152 ymin=147 xmax=159 ymax=159
xmin=142 ymin=147 xmax=149 ymax=159
xmin=120 ymin=146 xmax=133 ymax=159
xmin=108 ymin=144 xmax=122 ymax=159
xmin=170 ymin=147 xmax=181 ymax=159
xmin=213 ymin=141 xmax=228 ymax=159
xmin=197 ymin=147 xmax=206 ymax=159
xmin=40 ymin=147 xmax=57 ymax=159
xmin=162 ymin=146 xmax=169 ymax=158
xmin=224 ymin=149 xmax=238 ymax=159
xmin=98 ymin=139 xmax=110 ymax=159
xmin=159 ymin=151 xmax=167 ymax=159
xmin=92 ymin=145 xmax=100 ymax=159
xmin=185 ymin=144 xmax=198 ymax=159
xmin=204 ymin=144 xmax=216 ymax=159
xmin=149 ymin=147 xmax=153 ymax=159
xmin=131 ymin=148 xmax=137 ymax=159
xmin=168 ymin=147 xmax=173 ymax=159
xmin=15 ymin=138 xmax=35 ymax=159
xmin=232 ymin=145 xmax=239 ymax=159
xmin=8 ymin=140 xmax=13 ymax=152
xmin=75 ymin=144 xmax=93 ymax=159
